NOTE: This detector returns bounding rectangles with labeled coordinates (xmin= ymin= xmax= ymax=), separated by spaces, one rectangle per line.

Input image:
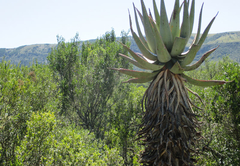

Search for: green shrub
xmin=16 ymin=111 xmax=56 ymax=165
xmin=50 ymin=124 xmax=124 ymax=165
xmin=0 ymin=60 xmax=60 ymax=165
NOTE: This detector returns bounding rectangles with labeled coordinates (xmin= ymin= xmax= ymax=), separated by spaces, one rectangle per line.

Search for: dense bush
xmin=1 ymin=29 xmax=239 ymax=165
xmin=0 ymin=60 xmax=59 ymax=165
xmin=186 ymin=57 xmax=240 ymax=165
xmin=16 ymin=111 xmax=124 ymax=165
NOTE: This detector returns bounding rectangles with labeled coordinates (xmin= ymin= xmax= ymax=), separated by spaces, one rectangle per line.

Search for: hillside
xmin=0 ymin=31 xmax=240 ymax=65
xmin=0 ymin=44 xmax=56 ymax=65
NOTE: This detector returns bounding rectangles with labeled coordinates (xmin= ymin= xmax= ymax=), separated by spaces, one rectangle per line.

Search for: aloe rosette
xmin=113 ymin=0 xmax=229 ymax=165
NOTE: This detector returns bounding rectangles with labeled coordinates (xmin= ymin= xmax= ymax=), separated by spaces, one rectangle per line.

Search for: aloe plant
xmin=113 ymin=0 xmax=230 ymax=165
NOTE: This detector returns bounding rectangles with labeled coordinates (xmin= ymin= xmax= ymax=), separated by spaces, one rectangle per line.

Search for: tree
xmin=47 ymin=34 xmax=80 ymax=116
xmin=113 ymin=0 xmax=228 ymax=165
xmin=74 ymin=29 xmax=130 ymax=138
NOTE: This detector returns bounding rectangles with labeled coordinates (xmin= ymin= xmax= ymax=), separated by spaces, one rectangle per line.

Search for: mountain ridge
xmin=1 ymin=31 xmax=240 ymax=65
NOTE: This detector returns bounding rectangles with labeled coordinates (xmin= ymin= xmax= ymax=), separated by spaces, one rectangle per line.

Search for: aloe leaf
xmin=133 ymin=4 xmax=149 ymax=50
xmin=129 ymin=13 xmax=158 ymax=61
xmin=180 ymin=0 xmax=190 ymax=39
xmin=170 ymin=0 xmax=180 ymax=40
xmin=197 ymin=13 xmax=218 ymax=46
xmin=149 ymin=9 xmax=153 ymax=19
xmin=160 ymin=0 xmax=173 ymax=51
xmin=111 ymin=68 xmax=158 ymax=78
xmin=135 ymin=7 xmax=143 ymax=22
xmin=181 ymin=13 xmax=218 ymax=66
xmin=180 ymin=44 xmax=199 ymax=66
xmin=120 ymin=42 xmax=164 ymax=71
xmin=119 ymin=53 xmax=147 ymax=69
xmin=169 ymin=61 xmax=185 ymax=74
xmin=123 ymin=76 xmax=155 ymax=83
xmin=182 ymin=74 xmax=230 ymax=87
xmin=153 ymin=0 xmax=160 ymax=31
xmin=150 ymin=16 xmax=171 ymax=63
xmin=140 ymin=0 xmax=157 ymax=53
xmin=170 ymin=37 xmax=187 ymax=57
xmin=189 ymin=0 xmax=195 ymax=35
xmin=193 ymin=3 xmax=203 ymax=44
xmin=128 ymin=30 xmax=158 ymax=61
xmin=184 ymin=46 xmax=218 ymax=71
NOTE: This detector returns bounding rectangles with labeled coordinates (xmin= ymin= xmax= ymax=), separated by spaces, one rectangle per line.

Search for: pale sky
xmin=0 ymin=0 xmax=239 ymax=48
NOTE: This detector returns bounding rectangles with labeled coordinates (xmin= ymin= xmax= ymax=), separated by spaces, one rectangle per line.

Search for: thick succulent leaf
xmin=160 ymin=0 xmax=173 ymax=51
xmin=180 ymin=44 xmax=199 ymax=66
xmin=182 ymin=74 xmax=230 ymax=87
xmin=140 ymin=0 xmax=157 ymax=53
xmin=129 ymin=12 xmax=158 ymax=61
xmin=133 ymin=4 xmax=149 ymax=49
xmin=180 ymin=13 xmax=217 ymax=66
xmin=180 ymin=0 xmax=190 ymax=39
xmin=119 ymin=53 xmax=147 ymax=70
xmin=170 ymin=37 xmax=187 ymax=57
xmin=197 ymin=13 xmax=218 ymax=46
xmin=130 ymin=30 xmax=158 ymax=61
xmin=123 ymin=76 xmax=155 ymax=83
xmin=170 ymin=0 xmax=180 ymax=40
xmin=149 ymin=9 xmax=153 ymax=19
xmin=136 ymin=8 xmax=144 ymax=22
xmin=153 ymin=0 xmax=160 ymax=31
xmin=120 ymin=42 xmax=164 ymax=71
xmin=150 ymin=16 xmax=171 ymax=63
xmin=193 ymin=3 xmax=203 ymax=44
xmin=183 ymin=46 xmax=218 ymax=71
xmin=169 ymin=61 xmax=185 ymax=74
xmin=111 ymin=68 xmax=158 ymax=78
xmin=136 ymin=53 xmax=158 ymax=64
xmin=189 ymin=0 xmax=195 ymax=35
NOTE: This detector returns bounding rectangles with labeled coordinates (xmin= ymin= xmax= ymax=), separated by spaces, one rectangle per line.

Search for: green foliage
xmin=106 ymin=85 xmax=145 ymax=165
xmin=210 ymin=58 xmax=240 ymax=165
xmin=0 ymin=60 xmax=60 ymax=165
xmin=186 ymin=57 xmax=240 ymax=165
xmin=16 ymin=111 xmax=57 ymax=165
xmin=0 ymin=56 xmax=124 ymax=165
xmin=15 ymin=112 xmax=123 ymax=165
xmin=47 ymin=34 xmax=80 ymax=116
xmin=46 ymin=29 xmax=142 ymax=165
xmin=1 ymin=28 xmax=239 ymax=165
xmin=49 ymin=124 xmax=123 ymax=166
xmin=74 ymin=30 xmax=131 ymax=138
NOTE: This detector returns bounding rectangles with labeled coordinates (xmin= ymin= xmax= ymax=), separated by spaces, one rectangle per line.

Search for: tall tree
xmin=113 ymin=0 xmax=229 ymax=165
xmin=47 ymin=34 xmax=80 ymax=116
xmin=74 ymin=30 xmax=130 ymax=138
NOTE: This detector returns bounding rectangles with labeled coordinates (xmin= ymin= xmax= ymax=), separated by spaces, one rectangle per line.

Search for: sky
xmin=0 ymin=0 xmax=239 ymax=48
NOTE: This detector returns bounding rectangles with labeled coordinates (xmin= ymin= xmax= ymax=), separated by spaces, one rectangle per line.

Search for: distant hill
xmin=0 ymin=44 xmax=56 ymax=66
xmin=1 ymin=31 xmax=240 ymax=66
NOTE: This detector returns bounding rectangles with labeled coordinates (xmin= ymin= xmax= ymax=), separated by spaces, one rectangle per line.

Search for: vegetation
xmin=0 ymin=27 xmax=239 ymax=165
xmin=113 ymin=0 xmax=234 ymax=165
xmin=0 ymin=0 xmax=240 ymax=164
xmin=186 ymin=57 xmax=240 ymax=165
xmin=0 ymin=30 xmax=144 ymax=166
